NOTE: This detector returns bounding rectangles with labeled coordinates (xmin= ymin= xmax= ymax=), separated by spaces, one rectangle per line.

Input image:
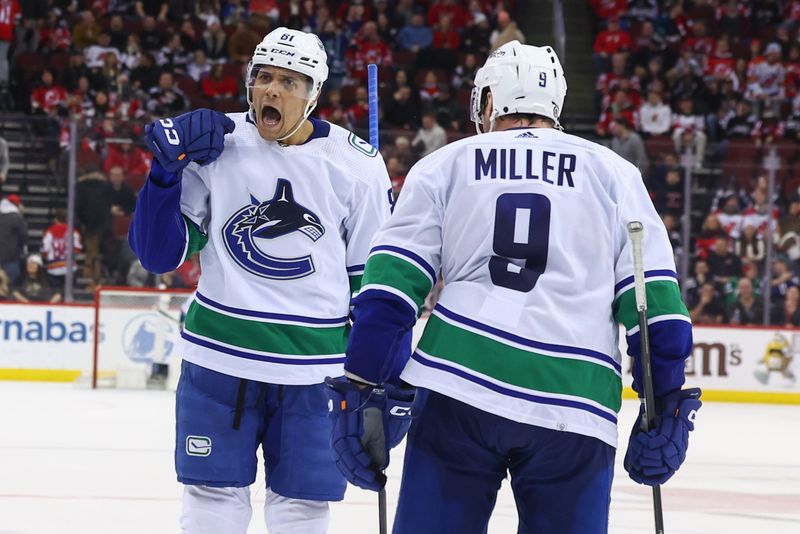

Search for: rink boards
xmin=0 ymin=301 xmax=798 ymax=403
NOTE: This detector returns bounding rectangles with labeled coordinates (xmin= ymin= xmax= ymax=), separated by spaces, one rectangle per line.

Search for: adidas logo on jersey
xmin=515 ymin=131 xmax=538 ymax=139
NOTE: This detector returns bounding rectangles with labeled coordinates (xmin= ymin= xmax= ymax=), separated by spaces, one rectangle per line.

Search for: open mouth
xmin=260 ymin=105 xmax=282 ymax=128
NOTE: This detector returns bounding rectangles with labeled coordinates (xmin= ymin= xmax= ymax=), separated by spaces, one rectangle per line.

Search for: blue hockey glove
xmin=325 ymin=376 xmax=415 ymax=491
xmin=144 ymin=109 xmax=235 ymax=174
xmin=624 ymin=388 xmax=702 ymax=486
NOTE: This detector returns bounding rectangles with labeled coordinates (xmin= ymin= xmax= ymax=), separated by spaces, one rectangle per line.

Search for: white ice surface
xmin=1 ymin=382 xmax=798 ymax=533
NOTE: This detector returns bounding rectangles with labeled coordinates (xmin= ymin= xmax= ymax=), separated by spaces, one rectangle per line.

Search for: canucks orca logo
xmin=222 ymin=179 xmax=325 ymax=279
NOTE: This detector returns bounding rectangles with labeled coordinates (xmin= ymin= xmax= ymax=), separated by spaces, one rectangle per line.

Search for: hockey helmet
xmin=471 ymin=41 xmax=567 ymax=133
xmin=247 ymin=27 xmax=329 ymax=128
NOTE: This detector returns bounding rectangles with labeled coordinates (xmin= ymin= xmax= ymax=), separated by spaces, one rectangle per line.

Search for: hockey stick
xmin=367 ymin=62 xmax=388 ymax=534
xmin=368 ymin=63 xmax=380 ymax=150
xmin=627 ymin=221 xmax=665 ymax=534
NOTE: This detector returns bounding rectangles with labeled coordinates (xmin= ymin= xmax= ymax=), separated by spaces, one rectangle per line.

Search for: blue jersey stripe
xmin=370 ymin=245 xmax=437 ymax=282
xmin=195 ymin=292 xmax=348 ymax=325
xmin=181 ymin=331 xmax=346 ymax=365
xmin=410 ymin=352 xmax=617 ymax=424
xmin=435 ymin=305 xmax=621 ymax=373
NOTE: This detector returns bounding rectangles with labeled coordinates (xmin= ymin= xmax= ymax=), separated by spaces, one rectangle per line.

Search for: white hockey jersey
xmin=360 ymin=127 xmax=691 ymax=447
xmin=176 ymin=114 xmax=392 ymax=384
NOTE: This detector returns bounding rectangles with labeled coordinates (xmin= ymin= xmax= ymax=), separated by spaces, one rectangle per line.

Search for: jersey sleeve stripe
xmin=361 ymin=253 xmax=434 ymax=311
xmin=435 ymin=305 xmax=621 ymax=372
xmin=370 ymin=245 xmax=437 ymax=283
xmin=614 ymin=269 xmax=678 ymax=297
xmin=348 ymin=274 xmax=363 ymax=295
xmin=346 ymin=264 xmax=365 ymax=274
xmin=182 ymin=215 xmax=209 ymax=263
xmin=358 ymin=284 xmax=419 ymax=316
xmin=409 ymin=350 xmax=619 ymax=423
xmin=613 ymin=280 xmax=690 ymax=331
xmin=195 ymin=291 xmax=348 ymax=325
xmin=626 ymin=314 xmax=693 ymax=336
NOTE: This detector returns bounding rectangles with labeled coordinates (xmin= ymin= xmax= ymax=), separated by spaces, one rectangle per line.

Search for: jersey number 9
xmin=489 ymin=193 xmax=550 ymax=292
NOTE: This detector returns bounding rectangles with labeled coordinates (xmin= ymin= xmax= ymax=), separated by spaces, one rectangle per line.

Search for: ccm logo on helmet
xmin=271 ymin=48 xmax=296 ymax=56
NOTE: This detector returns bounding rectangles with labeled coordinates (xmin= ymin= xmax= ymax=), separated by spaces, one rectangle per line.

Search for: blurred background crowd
xmin=2 ymin=0 xmax=800 ymax=328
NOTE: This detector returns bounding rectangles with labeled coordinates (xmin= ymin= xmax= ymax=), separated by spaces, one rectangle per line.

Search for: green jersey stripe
xmin=416 ymin=313 xmax=622 ymax=412
xmin=362 ymin=252 xmax=433 ymax=310
xmin=184 ymin=301 xmax=349 ymax=356
xmin=348 ymin=274 xmax=363 ymax=294
xmin=183 ymin=215 xmax=209 ymax=262
xmin=613 ymin=280 xmax=689 ymax=330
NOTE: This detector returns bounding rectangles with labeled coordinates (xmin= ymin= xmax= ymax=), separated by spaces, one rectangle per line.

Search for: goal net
xmin=87 ymin=287 xmax=194 ymax=389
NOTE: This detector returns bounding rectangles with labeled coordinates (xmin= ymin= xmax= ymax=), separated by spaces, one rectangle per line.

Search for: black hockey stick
xmin=379 ymin=487 xmax=387 ymax=534
xmin=627 ymin=221 xmax=665 ymax=534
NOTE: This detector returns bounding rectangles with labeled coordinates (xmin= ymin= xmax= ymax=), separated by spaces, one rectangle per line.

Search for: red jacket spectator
xmin=0 ymin=0 xmax=20 ymax=42
xmin=346 ymin=22 xmax=392 ymax=83
xmin=31 ymin=71 xmax=68 ymax=115
xmin=335 ymin=1 xmax=371 ymax=23
xmin=428 ymin=0 xmax=469 ymax=31
xmin=104 ymin=143 xmax=152 ymax=178
xmin=593 ymin=18 xmax=631 ymax=55
xmin=41 ymin=216 xmax=83 ymax=277
xmin=433 ymin=15 xmax=461 ymax=49
xmin=201 ymin=65 xmax=238 ymax=99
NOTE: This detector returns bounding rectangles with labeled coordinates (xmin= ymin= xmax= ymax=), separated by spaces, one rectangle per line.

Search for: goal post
xmin=89 ymin=286 xmax=194 ymax=389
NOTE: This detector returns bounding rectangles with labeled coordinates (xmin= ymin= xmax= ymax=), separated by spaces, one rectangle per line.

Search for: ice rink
xmin=1 ymin=381 xmax=798 ymax=534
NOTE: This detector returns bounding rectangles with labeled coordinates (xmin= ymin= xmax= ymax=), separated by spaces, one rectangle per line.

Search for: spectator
xmin=201 ymin=15 xmax=229 ymax=62
xmin=0 ymin=193 xmax=26 ymax=285
xmin=221 ymin=0 xmax=247 ymax=25
xmin=156 ymin=33 xmax=189 ymax=74
xmin=41 ymin=208 xmax=82 ymax=289
xmin=752 ymin=109 xmax=785 ymax=147
xmin=713 ymin=194 xmax=744 ymax=238
xmin=690 ymin=282 xmax=727 ymax=324
xmin=654 ymin=167 xmax=684 ymax=217
xmin=347 ymin=21 xmax=392 ymax=83
xmin=777 ymin=200 xmax=800 ymax=265
xmin=187 ymin=50 xmax=211 ymax=83
xmin=412 ymin=112 xmax=447 ymax=157
xmin=385 ymin=135 xmax=415 ymax=172
xmin=107 ymin=14 xmax=127 ymax=50
xmin=490 ymin=10 xmax=525 ymax=53
xmin=179 ymin=19 xmax=199 ymax=50
xmin=639 ymin=90 xmax=672 ymax=137
xmin=108 ymin=166 xmax=137 ymax=216
xmin=610 ymin=119 xmax=649 ymax=176
xmin=773 ymin=285 xmax=800 ymax=326
xmin=386 ymin=155 xmax=405 ymax=199
xmin=76 ymin=170 xmax=113 ymax=284
xmin=11 ymin=254 xmax=60 ymax=303
xmin=707 ymin=237 xmax=742 ymax=284
xmin=696 ymin=214 xmax=729 ymax=260
xmin=746 ymin=42 xmax=786 ymax=117
xmin=398 ymin=8 xmax=431 ymax=47
xmin=419 ymin=70 xmax=441 ymax=103
xmin=130 ymin=52 xmax=160 ymax=91
xmin=672 ymin=97 xmax=707 ymax=168
xmin=592 ymin=15 xmax=630 ymax=71
xmin=770 ymin=257 xmax=799 ymax=304
xmin=742 ymin=188 xmax=779 ymax=238
xmin=431 ymin=85 xmax=460 ymax=132
xmin=427 ymin=0 xmax=468 ymax=32
xmin=734 ymin=224 xmax=766 ymax=265
xmin=72 ymin=10 xmax=102 ymax=50
xmin=319 ymin=19 xmax=348 ymax=89
xmin=201 ymin=63 xmax=238 ymax=100
xmin=146 ymin=71 xmax=187 ymax=116
xmin=724 ymin=99 xmax=757 ymax=139
xmin=384 ymin=85 xmax=419 ymax=129
xmin=104 ymin=140 xmax=151 ymax=181
xmin=345 ymin=85 xmax=370 ymax=129
xmin=228 ymin=21 xmax=262 ymax=65
xmin=462 ymin=11 xmax=491 ymax=56
xmin=30 ymin=70 xmax=68 ymax=116
xmin=662 ymin=213 xmax=683 ymax=267
xmin=728 ymin=277 xmax=764 ymax=325
xmin=0 ymin=134 xmax=8 ymax=194
xmin=0 ymin=0 xmax=20 ymax=94
xmin=430 ymin=13 xmax=460 ymax=69
xmin=139 ymin=16 xmax=164 ymax=52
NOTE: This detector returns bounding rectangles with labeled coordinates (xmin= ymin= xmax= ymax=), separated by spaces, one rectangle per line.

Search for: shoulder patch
xmin=347 ymin=132 xmax=378 ymax=157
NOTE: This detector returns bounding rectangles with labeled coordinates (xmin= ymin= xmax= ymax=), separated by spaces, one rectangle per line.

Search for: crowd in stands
xmin=0 ymin=0 xmax=518 ymax=302
xmin=590 ymin=0 xmax=800 ymax=327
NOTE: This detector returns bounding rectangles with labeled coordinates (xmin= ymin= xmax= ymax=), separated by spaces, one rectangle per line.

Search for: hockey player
xmin=327 ymin=41 xmax=702 ymax=533
xmin=129 ymin=28 xmax=395 ymax=533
